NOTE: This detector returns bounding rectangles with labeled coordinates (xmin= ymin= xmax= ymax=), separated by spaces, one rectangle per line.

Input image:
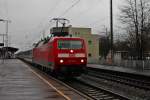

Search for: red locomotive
xmin=32 ymin=36 xmax=87 ymax=76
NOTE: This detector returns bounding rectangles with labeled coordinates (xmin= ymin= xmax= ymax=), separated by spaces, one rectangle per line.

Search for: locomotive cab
xmin=53 ymin=37 xmax=87 ymax=76
xmin=32 ymin=36 xmax=87 ymax=77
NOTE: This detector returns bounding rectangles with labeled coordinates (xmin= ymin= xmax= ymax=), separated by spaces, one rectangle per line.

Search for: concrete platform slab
xmin=0 ymin=59 xmax=85 ymax=100
xmin=88 ymin=64 xmax=150 ymax=77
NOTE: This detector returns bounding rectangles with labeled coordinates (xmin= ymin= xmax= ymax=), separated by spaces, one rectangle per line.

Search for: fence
xmin=98 ymin=58 xmax=150 ymax=70
xmin=114 ymin=60 xmax=150 ymax=70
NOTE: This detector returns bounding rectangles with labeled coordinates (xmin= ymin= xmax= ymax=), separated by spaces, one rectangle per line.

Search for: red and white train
xmin=18 ymin=36 xmax=87 ymax=77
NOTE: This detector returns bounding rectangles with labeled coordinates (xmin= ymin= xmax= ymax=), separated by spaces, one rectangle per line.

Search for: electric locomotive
xmin=33 ymin=36 xmax=87 ymax=76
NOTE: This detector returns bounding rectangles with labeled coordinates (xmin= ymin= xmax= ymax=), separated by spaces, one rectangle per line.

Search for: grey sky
xmin=0 ymin=0 xmax=123 ymax=51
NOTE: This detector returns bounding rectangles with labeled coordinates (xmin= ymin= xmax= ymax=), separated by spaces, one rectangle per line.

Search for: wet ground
xmin=0 ymin=59 xmax=86 ymax=100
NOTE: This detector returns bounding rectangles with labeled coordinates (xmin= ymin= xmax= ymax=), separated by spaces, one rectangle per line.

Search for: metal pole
xmin=110 ymin=0 xmax=113 ymax=62
xmin=2 ymin=34 xmax=4 ymax=63
xmin=6 ymin=21 xmax=8 ymax=47
xmin=0 ymin=34 xmax=6 ymax=63
xmin=56 ymin=20 xmax=58 ymax=27
xmin=5 ymin=21 xmax=9 ymax=59
xmin=134 ymin=0 xmax=139 ymax=60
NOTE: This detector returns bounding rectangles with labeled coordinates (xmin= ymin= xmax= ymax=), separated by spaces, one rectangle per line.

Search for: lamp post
xmin=0 ymin=19 xmax=11 ymax=59
xmin=110 ymin=0 xmax=113 ymax=64
xmin=0 ymin=19 xmax=11 ymax=47
xmin=0 ymin=19 xmax=5 ymax=63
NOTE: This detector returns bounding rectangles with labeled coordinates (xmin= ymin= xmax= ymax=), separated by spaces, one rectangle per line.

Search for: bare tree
xmin=119 ymin=0 xmax=150 ymax=59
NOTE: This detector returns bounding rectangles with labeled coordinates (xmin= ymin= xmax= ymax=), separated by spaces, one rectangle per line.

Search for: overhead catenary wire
xmin=8 ymin=0 xmax=62 ymax=49
xmin=47 ymin=0 xmax=81 ymax=28
xmin=19 ymin=0 xmax=63 ymax=43
xmin=58 ymin=0 xmax=110 ymax=35
xmin=35 ymin=0 xmax=63 ymax=36
xmin=36 ymin=0 xmax=63 ymax=27
xmin=58 ymin=0 xmax=81 ymax=17
xmin=69 ymin=0 xmax=103 ymax=20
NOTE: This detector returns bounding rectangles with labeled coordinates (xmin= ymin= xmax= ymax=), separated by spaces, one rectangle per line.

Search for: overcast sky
xmin=0 ymin=0 xmax=123 ymax=51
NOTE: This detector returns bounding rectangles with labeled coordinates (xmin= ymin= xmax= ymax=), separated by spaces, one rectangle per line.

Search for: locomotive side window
xmin=58 ymin=40 xmax=83 ymax=49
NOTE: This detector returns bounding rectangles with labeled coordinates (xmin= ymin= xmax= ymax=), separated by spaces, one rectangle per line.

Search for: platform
xmin=88 ymin=64 xmax=150 ymax=77
xmin=0 ymin=59 xmax=86 ymax=100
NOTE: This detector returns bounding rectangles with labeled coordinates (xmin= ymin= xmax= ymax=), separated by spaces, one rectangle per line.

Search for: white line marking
xmin=24 ymin=64 xmax=71 ymax=100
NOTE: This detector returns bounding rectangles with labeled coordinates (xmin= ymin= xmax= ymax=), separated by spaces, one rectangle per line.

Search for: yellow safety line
xmin=25 ymin=65 xmax=72 ymax=100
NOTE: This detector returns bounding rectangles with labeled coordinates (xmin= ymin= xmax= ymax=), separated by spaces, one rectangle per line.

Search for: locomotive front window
xmin=58 ymin=40 xmax=83 ymax=49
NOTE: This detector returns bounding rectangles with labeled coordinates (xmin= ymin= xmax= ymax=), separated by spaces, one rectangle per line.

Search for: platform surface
xmin=88 ymin=64 xmax=150 ymax=77
xmin=0 ymin=59 xmax=85 ymax=100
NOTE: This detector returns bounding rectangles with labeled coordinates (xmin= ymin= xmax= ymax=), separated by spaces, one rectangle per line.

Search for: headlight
xmin=60 ymin=59 xmax=64 ymax=63
xmin=81 ymin=59 xmax=84 ymax=63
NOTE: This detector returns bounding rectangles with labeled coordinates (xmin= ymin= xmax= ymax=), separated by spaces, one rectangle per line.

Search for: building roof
xmin=0 ymin=47 xmax=19 ymax=53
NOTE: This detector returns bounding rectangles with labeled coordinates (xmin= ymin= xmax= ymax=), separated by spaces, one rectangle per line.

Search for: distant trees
xmin=99 ymin=36 xmax=110 ymax=59
xmin=119 ymin=0 xmax=150 ymax=59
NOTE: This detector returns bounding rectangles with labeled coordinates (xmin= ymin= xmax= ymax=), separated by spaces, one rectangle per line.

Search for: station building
xmin=50 ymin=27 xmax=100 ymax=63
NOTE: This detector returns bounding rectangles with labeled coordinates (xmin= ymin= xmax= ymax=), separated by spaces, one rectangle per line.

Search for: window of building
xmin=88 ymin=40 xmax=92 ymax=44
xmin=74 ymin=32 xmax=80 ymax=35
xmin=88 ymin=53 xmax=92 ymax=57
xmin=75 ymin=32 xmax=77 ymax=35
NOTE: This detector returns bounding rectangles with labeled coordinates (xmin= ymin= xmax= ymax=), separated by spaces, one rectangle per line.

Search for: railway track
xmin=21 ymin=59 xmax=130 ymax=100
xmin=86 ymin=69 xmax=150 ymax=91
xmin=85 ymin=68 xmax=150 ymax=100
xmin=63 ymin=78 xmax=129 ymax=100
xmin=36 ymin=66 xmax=130 ymax=100
xmin=21 ymin=58 xmax=150 ymax=99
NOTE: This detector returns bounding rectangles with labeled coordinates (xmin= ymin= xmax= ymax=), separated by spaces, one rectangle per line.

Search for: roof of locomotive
xmin=52 ymin=36 xmax=84 ymax=40
xmin=34 ymin=36 xmax=84 ymax=48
